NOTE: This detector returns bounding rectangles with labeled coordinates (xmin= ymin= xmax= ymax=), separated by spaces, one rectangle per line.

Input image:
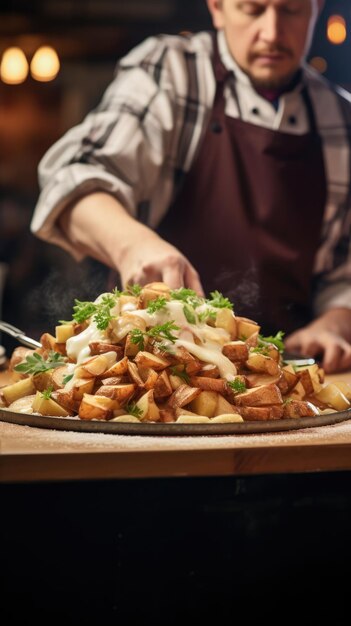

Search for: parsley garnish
xmin=72 ymin=294 xmax=116 ymax=330
xmin=170 ymin=366 xmax=190 ymax=384
xmin=207 ymin=291 xmax=233 ymax=310
xmin=62 ymin=373 xmax=74 ymax=385
xmin=183 ymin=304 xmax=196 ymax=324
xmin=170 ymin=288 xmax=198 ymax=301
xmin=125 ymin=284 xmax=142 ymax=296
xmin=251 ymin=345 xmax=270 ymax=356
xmin=40 ymin=386 xmax=54 ymax=400
xmin=147 ymin=322 xmax=180 ymax=343
xmin=197 ymin=309 xmax=217 ymax=323
xmin=130 ymin=321 xmax=180 ymax=351
xmin=125 ymin=402 xmax=143 ymax=418
xmin=258 ymin=331 xmax=285 ymax=353
xmin=72 ymin=300 xmax=97 ymax=323
xmin=227 ymin=379 xmax=246 ymax=394
xmin=14 ymin=351 xmax=66 ymax=375
xmin=130 ymin=329 xmax=146 ymax=351
xmin=147 ymin=296 xmax=168 ymax=314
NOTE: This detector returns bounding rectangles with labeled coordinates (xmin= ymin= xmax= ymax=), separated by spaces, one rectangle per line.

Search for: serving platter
xmin=1 ymin=406 xmax=350 ymax=436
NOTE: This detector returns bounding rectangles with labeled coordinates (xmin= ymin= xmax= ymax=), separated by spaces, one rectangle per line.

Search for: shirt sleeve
xmin=30 ymin=36 xmax=178 ymax=259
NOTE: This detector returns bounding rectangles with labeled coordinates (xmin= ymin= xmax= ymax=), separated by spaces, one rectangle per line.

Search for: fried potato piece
xmin=238 ymin=405 xmax=284 ymax=420
xmin=2 ymin=377 xmax=36 ymax=406
xmin=55 ymin=323 xmax=75 ymax=344
xmin=236 ymin=316 xmax=260 ymax=340
xmin=97 ymin=383 xmax=136 ymax=405
xmin=314 ymin=383 xmax=351 ymax=412
xmin=245 ymin=352 xmax=280 ymax=376
xmin=234 ymin=383 xmax=283 ymax=407
xmin=79 ymin=394 xmax=116 ymax=420
xmin=189 ymin=390 xmax=218 ymax=418
xmin=176 ymin=415 xmax=211 ymax=424
xmin=7 ymin=394 xmax=36 ymax=414
xmin=76 ymin=352 xmax=117 ymax=378
xmin=167 ymin=384 xmax=201 ymax=409
xmin=222 ymin=341 xmax=249 ymax=363
xmin=189 ymin=376 xmax=227 ymax=393
xmin=134 ymin=351 xmax=170 ymax=371
xmin=211 ymin=414 xmax=243 ymax=423
xmin=135 ymin=389 xmax=161 ymax=422
xmin=32 ymin=391 xmax=70 ymax=417
xmin=215 ymin=308 xmax=237 ymax=339
xmin=283 ymin=400 xmax=319 ymax=418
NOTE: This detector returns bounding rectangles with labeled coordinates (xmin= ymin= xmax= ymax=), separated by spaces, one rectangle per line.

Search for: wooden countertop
xmin=1 ymin=368 xmax=351 ymax=482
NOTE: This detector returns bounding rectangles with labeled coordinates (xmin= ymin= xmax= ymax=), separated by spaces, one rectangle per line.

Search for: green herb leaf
xmin=183 ymin=304 xmax=196 ymax=324
xmin=197 ymin=309 xmax=217 ymax=323
xmin=125 ymin=284 xmax=142 ymax=296
xmin=170 ymin=288 xmax=203 ymax=309
xmin=170 ymin=366 xmax=190 ymax=384
xmin=129 ymin=329 xmax=145 ymax=350
xmin=62 ymin=373 xmax=74 ymax=385
xmin=125 ymin=402 xmax=143 ymax=418
xmin=14 ymin=351 xmax=66 ymax=375
xmin=147 ymin=296 xmax=168 ymax=314
xmin=72 ymin=300 xmax=97 ymax=323
xmin=227 ymin=379 xmax=246 ymax=394
xmin=258 ymin=331 xmax=285 ymax=353
xmin=147 ymin=322 xmax=180 ymax=343
xmin=207 ymin=291 xmax=233 ymax=310
xmin=40 ymin=386 xmax=54 ymax=400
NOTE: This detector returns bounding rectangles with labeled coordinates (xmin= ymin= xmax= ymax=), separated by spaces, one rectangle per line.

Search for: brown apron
xmin=157 ymin=39 xmax=326 ymax=335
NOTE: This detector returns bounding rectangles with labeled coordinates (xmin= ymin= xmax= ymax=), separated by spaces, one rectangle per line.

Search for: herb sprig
xmin=72 ymin=294 xmax=116 ymax=330
xmin=130 ymin=322 xmax=180 ymax=351
xmin=14 ymin=351 xmax=66 ymax=375
xmin=227 ymin=379 xmax=247 ymax=394
xmin=258 ymin=331 xmax=285 ymax=353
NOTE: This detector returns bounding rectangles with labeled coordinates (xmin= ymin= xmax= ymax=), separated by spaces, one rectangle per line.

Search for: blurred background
xmin=0 ymin=0 xmax=350 ymax=352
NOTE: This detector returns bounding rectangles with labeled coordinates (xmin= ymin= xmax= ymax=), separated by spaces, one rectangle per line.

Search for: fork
xmin=0 ymin=321 xmax=42 ymax=349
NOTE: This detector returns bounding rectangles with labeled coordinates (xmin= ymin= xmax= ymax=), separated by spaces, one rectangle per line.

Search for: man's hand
xmin=59 ymin=191 xmax=204 ymax=294
xmin=285 ymin=308 xmax=351 ymax=373
xmin=118 ymin=231 xmax=204 ymax=293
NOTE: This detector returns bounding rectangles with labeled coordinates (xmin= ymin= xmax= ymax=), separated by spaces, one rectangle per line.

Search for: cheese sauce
xmin=65 ymin=295 xmax=237 ymax=381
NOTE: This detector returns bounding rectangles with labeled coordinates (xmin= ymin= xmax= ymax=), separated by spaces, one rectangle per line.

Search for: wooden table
xmin=1 ymin=368 xmax=351 ymax=483
xmin=2 ymin=369 xmax=351 ymax=623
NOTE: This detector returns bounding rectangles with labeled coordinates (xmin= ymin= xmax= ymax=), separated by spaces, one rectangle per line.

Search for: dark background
xmin=2 ymin=472 xmax=351 ymax=623
xmin=0 ymin=0 xmax=350 ymax=352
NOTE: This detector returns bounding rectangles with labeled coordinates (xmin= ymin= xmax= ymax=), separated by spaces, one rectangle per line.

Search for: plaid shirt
xmin=31 ymin=30 xmax=351 ymax=316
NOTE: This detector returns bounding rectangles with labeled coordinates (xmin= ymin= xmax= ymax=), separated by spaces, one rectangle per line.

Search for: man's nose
xmin=259 ymin=7 xmax=283 ymax=43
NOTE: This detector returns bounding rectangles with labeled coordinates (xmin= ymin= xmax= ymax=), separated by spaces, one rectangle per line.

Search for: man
xmin=31 ymin=0 xmax=351 ymax=372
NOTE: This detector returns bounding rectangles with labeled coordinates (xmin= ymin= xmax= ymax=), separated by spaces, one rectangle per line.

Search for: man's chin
xmin=248 ymin=70 xmax=297 ymax=92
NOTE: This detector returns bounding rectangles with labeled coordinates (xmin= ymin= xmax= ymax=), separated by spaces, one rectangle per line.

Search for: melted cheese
xmin=66 ymin=322 xmax=105 ymax=364
xmin=65 ymin=296 xmax=237 ymax=382
xmin=174 ymin=339 xmax=237 ymax=379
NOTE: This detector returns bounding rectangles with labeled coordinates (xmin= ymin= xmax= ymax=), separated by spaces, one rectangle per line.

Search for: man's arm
xmin=285 ymin=308 xmax=351 ymax=373
xmin=58 ymin=191 xmax=204 ymax=293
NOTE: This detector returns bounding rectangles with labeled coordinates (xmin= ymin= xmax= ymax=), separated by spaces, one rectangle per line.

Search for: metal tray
xmin=1 ymin=407 xmax=350 ymax=436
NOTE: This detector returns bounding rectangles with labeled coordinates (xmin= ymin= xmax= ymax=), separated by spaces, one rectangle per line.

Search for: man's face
xmin=207 ymin=0 xmax=321 ymax=89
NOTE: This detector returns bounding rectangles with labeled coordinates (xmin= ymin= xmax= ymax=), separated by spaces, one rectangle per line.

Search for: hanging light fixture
xmin=327 ymin=15 xmax=347 ymax=45
xmin=0 ymin=47 xmax=29 ymax=84
xmin=30 ymin=46 xmax=60 ymax=82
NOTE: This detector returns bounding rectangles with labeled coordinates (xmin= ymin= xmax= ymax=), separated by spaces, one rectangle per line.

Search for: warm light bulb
xmin=0 ymin=47 xmax=29 ymax=84
xmin=327 ymin=15 xmax=347 ymax=45
xmin=30 ymin=46 xmax=60 ymax=82
xmin=309 ymin=56 xmax=328 ymax=74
